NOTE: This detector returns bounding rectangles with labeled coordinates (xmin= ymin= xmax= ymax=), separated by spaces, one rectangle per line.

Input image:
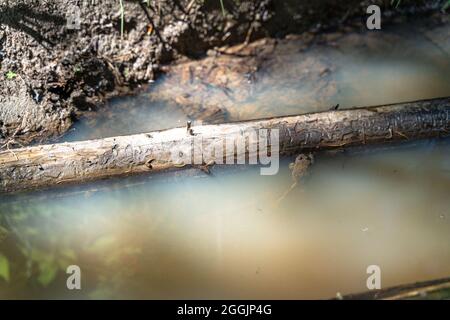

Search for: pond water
xmin=1 ymin=139 xmax=450 ymax=299
xmin=1 ymin=19 xmax=450 ymax=299
xmin=64 ymin=19 xmax=450 ymax=141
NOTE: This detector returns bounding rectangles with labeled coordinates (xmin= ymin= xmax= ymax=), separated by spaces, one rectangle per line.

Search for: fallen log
xmin=340 ymin=276 xmax=450 ymax=300
xmin=1 ymin=97 xmax=449 ymax=194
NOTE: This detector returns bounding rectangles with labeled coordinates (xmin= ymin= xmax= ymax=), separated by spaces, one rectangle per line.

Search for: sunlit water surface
xmin=64 ymin=20 xmax=450 ymax=141
xmin=1 ymin=139 xmax=450 ymax=299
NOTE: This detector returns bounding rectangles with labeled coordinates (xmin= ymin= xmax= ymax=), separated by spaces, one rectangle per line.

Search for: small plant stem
xmin=220 ymin=0 xmax=226 ymax=16
xmin=119 ymin=0 xmax=124 ymax=39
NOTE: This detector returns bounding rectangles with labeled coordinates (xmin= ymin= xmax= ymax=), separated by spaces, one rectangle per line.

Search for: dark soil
xmin=0 ymin=0 xmax=445 ymax=146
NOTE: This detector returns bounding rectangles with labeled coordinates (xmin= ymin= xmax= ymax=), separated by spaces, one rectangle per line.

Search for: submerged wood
xmin=341 ymin=276 xmax=450 ymax=300
xmin=1 ymin=97 xmax=449 ymax=194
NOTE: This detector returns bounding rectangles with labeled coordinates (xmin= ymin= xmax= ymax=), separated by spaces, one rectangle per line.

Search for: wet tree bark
xmin=1 ymin=97 xmax=449 ymax=194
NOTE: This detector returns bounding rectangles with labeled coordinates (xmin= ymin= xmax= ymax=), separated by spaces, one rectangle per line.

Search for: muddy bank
xmin=0 ymin=0 xmax=446 ymax=146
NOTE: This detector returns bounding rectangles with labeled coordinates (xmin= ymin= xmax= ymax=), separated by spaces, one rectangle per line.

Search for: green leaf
xmin=5 ymin=71 xmax=17 ymax=80
xmin=0 ymin=225 xmax=8 ymax=243
xmin=444 ymin=0 xmax=450 ymax=11
xmin=0 ymin=253 xmax=10 ymax=282
xmin=37 ymin=261 xmax=58 ymax=287
xmin=89 ymin=235 xmax=116 ymax=251
xmin=60 ymin=248 xmax=76 ymax=260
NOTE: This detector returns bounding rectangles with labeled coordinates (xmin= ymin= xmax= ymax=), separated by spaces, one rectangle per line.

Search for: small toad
xmin=289 ymin=153 xmax=314 ymax=188
xmin=278 ymin=153 xmax=314 ymax=202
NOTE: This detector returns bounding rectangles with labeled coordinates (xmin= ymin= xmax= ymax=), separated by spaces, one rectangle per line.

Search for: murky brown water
xmin=1 ymin=19 xmax=450 ymax=299
xmin=64 ymin=19 xmax=450 ymax=141
xmin=1 ymin=139 xmax=450 ymax=299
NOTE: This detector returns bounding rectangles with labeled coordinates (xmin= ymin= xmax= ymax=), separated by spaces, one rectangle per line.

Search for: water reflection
xmin=1 ymin=139 xmax=449 ymax=299
xmin=64 ymin=20 xmax=450 ymax=142
xmin=63 ymin=98 xmax=190 ymax=142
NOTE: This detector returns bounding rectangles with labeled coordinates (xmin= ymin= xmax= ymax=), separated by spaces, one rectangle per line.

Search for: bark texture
xmin=1 ymin=97 xmax=449 ymax=194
